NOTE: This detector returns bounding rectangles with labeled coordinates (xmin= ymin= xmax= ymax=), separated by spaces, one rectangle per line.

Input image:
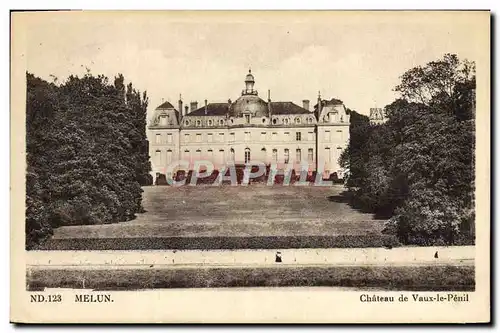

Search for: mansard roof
xmin=185 ymin=101 xmax=311 ymax=117
xmin=156 ymin=101 xmax=175 ymax=109
xmin=314 ymin=98 xmax=344 ymax=110
xmin=270 ymin=102 xmax=311 ymax=115
xmin=187 ymin=103 xmax=230 ymax=116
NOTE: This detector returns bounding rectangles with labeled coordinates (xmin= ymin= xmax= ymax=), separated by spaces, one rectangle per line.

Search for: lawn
xmin=42 ymin=185 xmax=397 ymax=250
xmin=27 ymin=265 xmax=475 ymax=291
xmin=54 ymin=185 xmax=386 ymax=238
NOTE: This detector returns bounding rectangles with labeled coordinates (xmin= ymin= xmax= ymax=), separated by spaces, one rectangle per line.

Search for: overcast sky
xmin=21 ymin=11 xmax=487 ymax=116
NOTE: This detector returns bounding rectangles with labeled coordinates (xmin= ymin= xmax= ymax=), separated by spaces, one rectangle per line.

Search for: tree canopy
xmin=342 ymin=54 xmax=475 ymax=245
xmin=26 ymin=72 xmax=152 ymax=249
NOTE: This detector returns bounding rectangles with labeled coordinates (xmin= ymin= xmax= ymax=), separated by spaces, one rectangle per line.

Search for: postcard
xmin=10 ymin=10 xmax=490 ymax=323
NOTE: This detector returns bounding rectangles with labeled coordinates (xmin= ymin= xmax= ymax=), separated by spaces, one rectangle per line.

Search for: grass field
xmin=27 ymin=265 xmax=474 ymax=291
xmin=40 ymin=185 xmax=398 ymax=250
xmin=47 ymin=185 xmax=391 ymax=246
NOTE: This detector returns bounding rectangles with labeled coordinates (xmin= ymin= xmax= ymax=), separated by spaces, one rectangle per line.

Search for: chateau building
xmin=147 ymin=70 xmax=351 ymax=179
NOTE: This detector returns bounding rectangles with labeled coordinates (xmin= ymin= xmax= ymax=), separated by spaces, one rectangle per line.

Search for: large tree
xmin=342 ymin=54 xmax=475 ymax=245
xmin=25 ymin=72 xmax=151 ymax=249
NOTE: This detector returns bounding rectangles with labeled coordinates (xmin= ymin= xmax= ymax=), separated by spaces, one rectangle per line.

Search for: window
xmin=155 ymin=150 xmax=162 ymax=164
xmin=155 ymin=133 xmax=161 ymax=144
xmin=296 ymin=149 xmax=301 ymax=163
xmin=308 ymin=148 xmax=314 ymax=162
xmin=337 ymin=147 xmax=343 ymax=160
xmin=308 ymin=132 xmax=314 ymax=141
xmin=218 ymin=149 xmax=225 ymax=164
xmin=324 ymin=147 xmax=331 ymax=162
xmin=307 ymin=117 xmax=313 ymax=124
xmin=207 ymin=133 xmax=213 ymax=142
xmin=284 ymin=118 xmax=289 ymax=125
xmin=183 ymin=150 xmax=190 ymax=161
xmin=244 ymin=148 xmax=251 ymax=163
xmin=244 ymin=131 xmax=251 ymax=141
xmin=295 ymin=117 xmax=301 ymax=124
xmin=272 ymin=149 xmax=278 ymax=162
xmin=245 ymin=114 xmax=251 ymax=124
xmin=207 ymin=149 xmax=213 ymax=160
xmin=329 ymin=113 xmax=335 ymax=123
xmin=261 ymin=132 xmax=266 ymax=141
xmin=196 ymin=120 xmax=201 ymax=126
xmin=261 ymin=148 xmax=267 ymax=161
xmin=229 ymin=132 xmax=235 ymax=142
xmin=196 ymin=134 xmax=202 ymax=142
xmin=272 ymin=132 xmax=278 ymax=141
xmin=166 ymin=150 xmax=172 ymax=164
xmin=262 ymin=118 xmax=266 ymax=124
xmin=219 ymin=133 xmax=225 ymax=142
xmin=284 ymin=132 xmax=290 ymax=141
xmin=296 ymin=132 xmax=301 ymax=141
xmin=160 ymin=116 xmax=167 ymax=126
xmin=230 ymin=148 xmax=235 ymax=161
xmin=336 ymin=130 xmax=343 ymax=140
xmin=272 ymin=118 xmax=277 ymax=125
xmin=167 ymin=133 xmax=172 ymax=143
xmin=184 ymin=133 xmax=190 ymax=142
xmin=219 ymin=119 xmax=224 ymax=126
xmin=284 ymin=149 xmax=289 ymax=164
xmin=208 ymin=119 xmax=213 ymax=126
xmin=195 ymin=149 xmax=202 ymax=160
xmin=324 ymin=130 xmax=331 ymax=141
xmin=184 ymin=120 xmax=190 ymax=126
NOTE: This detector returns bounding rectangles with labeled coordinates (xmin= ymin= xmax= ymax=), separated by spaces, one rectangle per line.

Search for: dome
xmin=230 ymin=94 xmax=269 ymax=117
xmin=245 ymin=73 xmax=255 ymax=83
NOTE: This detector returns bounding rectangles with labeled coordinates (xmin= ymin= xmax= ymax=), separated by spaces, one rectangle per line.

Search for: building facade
xmin=147 ymin=70 xmax=351 ymax=179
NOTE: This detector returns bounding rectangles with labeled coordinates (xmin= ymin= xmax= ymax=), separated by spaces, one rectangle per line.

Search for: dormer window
xmin=329 ymin=113 xmax=335 ymax=123
xmin=208 ymin=119 xmax=213 ymax=126
xmin=196 ymin=120 xmax=201 ymax=127
xmin=295 ymin=117 xmax=301 ymax=124
xmin=284 ymin=118 xmax=289 ymax=125
xmin=159 ymin=116 xmax=167 ymax=126
xmin=245 ymin=114 xmax=251 ymax=124
xmin=219 ymin=119 xmax=224 ymax=126
xmin=184 ymin=120 xmax=190 ymax=126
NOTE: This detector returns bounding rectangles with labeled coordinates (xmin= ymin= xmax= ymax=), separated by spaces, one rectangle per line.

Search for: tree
xmin=342 ymin=54 xmax=475 ymax=245
xmin=394 ymin=53 xmax=475 ymax=109
xmin=25 ymin=72 xmax=151 ymax=249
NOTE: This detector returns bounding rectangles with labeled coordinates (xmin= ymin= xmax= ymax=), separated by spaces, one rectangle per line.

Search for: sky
xmin=19 ymin=11 xmax=488 ymax=116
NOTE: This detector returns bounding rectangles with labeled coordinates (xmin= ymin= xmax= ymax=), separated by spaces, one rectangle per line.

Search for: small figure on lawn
xmin=275 ymin=251 xmax=282 ymax=263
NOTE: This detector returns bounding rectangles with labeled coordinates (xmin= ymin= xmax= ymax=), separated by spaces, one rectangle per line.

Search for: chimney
xmin=190 ymin=101 xmax=198 ymax=113
xmin=204 ymin=99 xmax=208 ymax=115
xmin=302 ymin=99 xmax=310 ymax=111
xmin=178 ymin=94 xmax=183 ymax=114
xmin=184 ymin=105 xmax=189 ymax=116
xmin=316 ymin=91 xmax=322 ymax=120
xmin=267 ymin=89 xmax=272 ymax=116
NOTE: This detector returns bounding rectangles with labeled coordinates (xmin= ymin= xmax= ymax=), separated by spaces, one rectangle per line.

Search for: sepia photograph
xmin=10 ymin=10 xmax=490 ymax=323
